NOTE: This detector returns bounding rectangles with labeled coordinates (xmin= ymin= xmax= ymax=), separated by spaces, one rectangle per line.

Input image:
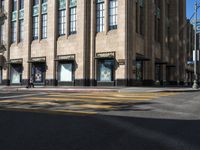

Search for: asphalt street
xmin=0 ymin=91 xmax=200 ymax=150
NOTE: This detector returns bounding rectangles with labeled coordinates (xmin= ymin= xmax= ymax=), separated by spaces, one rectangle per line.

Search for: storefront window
xmin=155 ymin=64 xmax=161 ymax=81
xmin=136 ymin=61 xmax=143 ymax=80
xmin=58 ymin=62 xmax=73 ymax=82
xmin=10 ymin=64 xmax=22 ymax=84
xmin=98 ymin=59 xmax=114 ymax=81
xmin=32 ymin=63 xmax=46 ymax=83
xmin=0 ymin=67 xmax=2 ymax=84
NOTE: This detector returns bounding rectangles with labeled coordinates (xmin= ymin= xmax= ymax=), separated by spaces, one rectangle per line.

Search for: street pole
xmin=193 ymin=0 xmax=199 ymax=89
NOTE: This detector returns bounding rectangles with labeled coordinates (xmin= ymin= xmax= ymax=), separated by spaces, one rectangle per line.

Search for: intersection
xmin=0 ymin=91 xmax=180 ymax=115
xmin=1 ymin=90 xmax=200 ymax=150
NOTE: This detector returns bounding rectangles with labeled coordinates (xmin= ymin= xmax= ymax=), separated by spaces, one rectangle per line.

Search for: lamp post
xmin=192 ymin=0 xmax=199 ymax=89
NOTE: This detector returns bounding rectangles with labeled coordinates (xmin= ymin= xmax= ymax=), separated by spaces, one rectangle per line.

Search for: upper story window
xmin=32 ymin=0 xmax=39 ymax=40
xmin=41 ymin=0 xmax=48 ymax=39
xmin=69 ymin=0 xmax=77 ymax=35
xmin=96 ymin=0 xmax=104 ymax=32
xmin=12 ymin=0 xmax=17 ymax=11
xmin=58 ymin=0 xmax=66 ymax=36
xmin=0 ymin=0 xmax=5 ymax=43
xmin=135 ymin=0 xmax=144 ymax=35
xmin=19 ymin=0 xmax=24 ymax=42
xmin=166 ymin=3 xmax=170 ymax=47
xmin=109 ymin=0 xmax=118 ymax=30
xmin=32 ymin=16 xmax=39 ymax=40
xmin=11 ymin=0 xmax=17 ymax=43
xmin=1 ymin=0 xmax=5 ymax=12
xmin=19 ymin=19 xmax=24 ymax=41
xmin=20 ymin=0 xmax=24 ymax=9
xmin=154 ymin=0 xmax=161 ymax=42
xmin=33 ymin=0 xmax=39 ymax=5
xmin=11 ymin=21 xmax=17 ymax=43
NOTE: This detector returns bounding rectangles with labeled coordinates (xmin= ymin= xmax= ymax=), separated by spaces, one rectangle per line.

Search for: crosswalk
xmin=0 ymin=92 xmax=180 ymax=115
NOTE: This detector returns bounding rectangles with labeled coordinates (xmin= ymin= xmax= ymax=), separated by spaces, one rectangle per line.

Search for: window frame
xmin=32 ymin=16 xmax=39 ymax=40
xmin=96 ymin=0 xmax=104 ymax=33
xmin=19 ymin=19 xmax=24 ymax=42
xmin=109 ymin=0 xmax=118 ymax=30
xmin=41 ymin=14 xmax=47 ymax=39
xmin=11 ymin=21 xmax=17 ymax=43
xmin=69 ymin=2 xmax=77 ymax=35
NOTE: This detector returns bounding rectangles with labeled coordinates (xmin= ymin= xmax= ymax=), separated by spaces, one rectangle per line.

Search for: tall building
xmin=0 ymin=0 xmax=189 ymax=86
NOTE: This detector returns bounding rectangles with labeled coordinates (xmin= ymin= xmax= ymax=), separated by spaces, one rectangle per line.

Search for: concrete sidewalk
xmin=0 ymin=85 xmax=200 ymax=93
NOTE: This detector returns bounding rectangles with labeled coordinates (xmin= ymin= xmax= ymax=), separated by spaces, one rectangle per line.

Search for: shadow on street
xmin=0 ymin=110 xmax=199 ymax=150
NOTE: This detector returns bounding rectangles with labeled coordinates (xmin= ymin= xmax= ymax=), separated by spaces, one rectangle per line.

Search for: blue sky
xmin=187 ymin=0 xmax=195 ymax=19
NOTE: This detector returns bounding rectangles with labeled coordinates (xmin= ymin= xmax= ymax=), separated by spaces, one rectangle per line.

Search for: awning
xmin=28 ymin=57 xmax=46 ymax=63
xmin=155 ymin=59 xmax=168 ymax=65
xmin=166 ymin=64 xmax=176 ymax=68
xmin=136 ymin=54 xmax=150 ymax=61
xmin=54 ymin=54 xmax=75 ymax=61
xmin=95 ymin=52 xmax=115 ymax=59
xmin=7 ymin=58 xmax=23 ymax=64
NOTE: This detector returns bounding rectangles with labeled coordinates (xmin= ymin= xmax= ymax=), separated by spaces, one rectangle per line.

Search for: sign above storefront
xmin=7 ymin=59 xmax=23 ymax=64
xmin=55 ymin=54 xmax=75 ymax=61
xmin=29 ymin=57 xmax=46 ymax=63
xmin=96 ymin=52 xmax=115 ymax=59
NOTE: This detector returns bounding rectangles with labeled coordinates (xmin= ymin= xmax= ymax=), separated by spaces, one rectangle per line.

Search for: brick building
xmin=0 ymin=0 xmax=191 ymax=87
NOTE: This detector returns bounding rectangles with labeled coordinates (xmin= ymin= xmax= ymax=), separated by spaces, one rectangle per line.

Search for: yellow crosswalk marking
xmin=26 ymin=97 xmax=152 ymax=101
xmin=69 ymin=104 xmax=113 ymax=109
xmin=0 ymin=92 xmax=180 ymax=115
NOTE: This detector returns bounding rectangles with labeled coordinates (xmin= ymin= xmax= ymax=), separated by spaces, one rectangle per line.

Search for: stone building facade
xmin=0 ymin=0 xmax=190 ymax=86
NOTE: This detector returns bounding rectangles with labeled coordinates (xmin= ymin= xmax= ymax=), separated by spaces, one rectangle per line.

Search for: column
xmin=105 ymin=0 xmax=109 ymax=33
xmin=66 ymin=0 xmax=69 ymax=37
xmin=90 ymin=0 xmax=96 ymax=85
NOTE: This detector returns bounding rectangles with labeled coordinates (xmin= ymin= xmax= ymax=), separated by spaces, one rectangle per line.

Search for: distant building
xmin=0 ymin=0 xmax=191 ymax=86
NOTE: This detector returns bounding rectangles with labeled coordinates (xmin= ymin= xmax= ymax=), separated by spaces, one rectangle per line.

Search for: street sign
xmin=197 ymin=22 xmax=200 ymax=33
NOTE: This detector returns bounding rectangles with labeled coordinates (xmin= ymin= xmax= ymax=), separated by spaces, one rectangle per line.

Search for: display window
xmin=98 ymin=59 xmax=114 ymax=82
xmin=0 ymin=67 xmax=2 ymax=84
xmin=32 ymin=63 xmax=46 ymax=83
xmin=136 ymin=61 xmax=143 ymax=81
xmin=58 ymin=62 xmax=74 ymax=82
xmin=10 ymin=64 xmax=22 ymax=84
xmin=155 ymin=64 xmax=161 ymax=81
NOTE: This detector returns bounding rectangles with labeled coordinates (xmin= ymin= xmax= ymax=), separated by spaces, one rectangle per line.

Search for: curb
xmin=16 ymin=88 xmax=120 ymax=93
